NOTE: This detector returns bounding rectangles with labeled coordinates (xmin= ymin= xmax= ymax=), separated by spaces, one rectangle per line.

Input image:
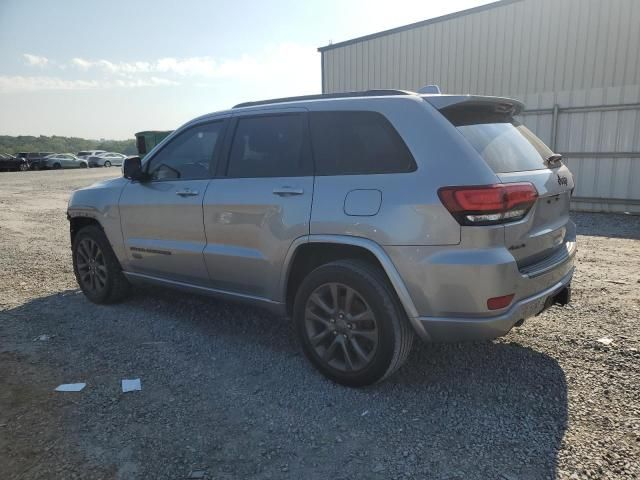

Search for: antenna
xmin=417 ymin=85 xmax=442 ymax=94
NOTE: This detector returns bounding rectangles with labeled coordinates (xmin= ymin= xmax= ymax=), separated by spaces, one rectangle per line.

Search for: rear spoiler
xmin=423 ymin=95 xmax=525 ymax=116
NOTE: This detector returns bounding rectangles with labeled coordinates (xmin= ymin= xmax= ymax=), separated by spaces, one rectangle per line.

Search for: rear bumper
xmin=414 ymin=268 xmax=573 ymax=342
xmin=385 ymin=221 xmax=577 ymax=342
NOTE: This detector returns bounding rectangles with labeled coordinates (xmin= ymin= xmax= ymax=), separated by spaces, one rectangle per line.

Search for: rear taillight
xmin=438 ymin=183 xmax=538 ymax=226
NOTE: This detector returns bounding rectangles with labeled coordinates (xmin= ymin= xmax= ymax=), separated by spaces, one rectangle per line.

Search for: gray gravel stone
xmin=0 ymin=170 xmax=639 ymax=480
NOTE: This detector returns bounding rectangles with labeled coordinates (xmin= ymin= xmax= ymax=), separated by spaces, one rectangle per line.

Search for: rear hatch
xmin=430 ymin=96 xmax=574 ymax=269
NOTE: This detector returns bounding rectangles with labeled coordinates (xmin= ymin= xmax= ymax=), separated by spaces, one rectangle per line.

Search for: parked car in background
xmin=43 ymin=153 xmax=88 ymax=169
xmin=87 ymin=152 xmax=127 ymax=168
xmin=16 ymin=152 xmax=55 ymax=170
xmin=77 ymin=150 xmax=106 ymax=159
xmin=67 ymin=89 xmax=575 ymax=386
xmin=0 ymin=153 xmax=29 ymax=171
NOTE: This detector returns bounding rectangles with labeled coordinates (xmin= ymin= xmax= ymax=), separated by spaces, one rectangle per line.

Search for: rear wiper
xmin=545 ymin=153 xmax=563 ymax=168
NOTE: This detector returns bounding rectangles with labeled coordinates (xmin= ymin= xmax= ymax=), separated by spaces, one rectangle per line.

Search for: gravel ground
xmin=1 ymin=169 xmax=639 ymax=480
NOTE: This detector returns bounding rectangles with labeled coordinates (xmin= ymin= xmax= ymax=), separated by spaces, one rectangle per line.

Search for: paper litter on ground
xmin=122 ymin=378 xmax=142 ymax=393
xmin=55 ymin=383 xmax=86 ymax=392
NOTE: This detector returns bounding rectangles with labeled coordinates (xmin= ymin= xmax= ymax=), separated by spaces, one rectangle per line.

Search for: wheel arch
xmin=281 ymin=235 xmax=424 ymax=336
xmin=68 ymin=215 xmax=104 ymax=244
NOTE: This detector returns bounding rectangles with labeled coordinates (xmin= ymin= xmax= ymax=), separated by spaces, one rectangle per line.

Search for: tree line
xmin=0 ymin=135 xmax=137 ymax=155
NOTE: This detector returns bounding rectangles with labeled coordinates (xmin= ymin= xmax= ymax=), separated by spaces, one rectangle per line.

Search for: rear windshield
xmin=442 ymin=106 xmax=553 ymax=173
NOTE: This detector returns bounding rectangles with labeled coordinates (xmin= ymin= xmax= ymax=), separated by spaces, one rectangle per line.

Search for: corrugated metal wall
xmin=319 ymin=0 xmax=640 ymax=213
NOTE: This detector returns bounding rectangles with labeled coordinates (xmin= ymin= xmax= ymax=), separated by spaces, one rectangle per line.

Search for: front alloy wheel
xmin=72 ymin=225 xmax=129 ymax=304
xmin=75 ymin=237 xmax=108 ymax=295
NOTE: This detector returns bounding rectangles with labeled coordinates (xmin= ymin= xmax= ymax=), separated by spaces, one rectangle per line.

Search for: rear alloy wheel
xmin=104 ymin=160 xmax=111 ymax=167
xmin=80 ymin=162 xmax=87 ymax=168
xmin=294 ymin=259 xmax=414 ymax=387
xmin=304 ymin=282 xmax=379 ymax=372
xmin=72 ymin=225 xmax=129 ymax=304
xmin=53 ymin=163 xmax=61 ymax=170
xmin=19 ymin=162 xmax=28 ymax=171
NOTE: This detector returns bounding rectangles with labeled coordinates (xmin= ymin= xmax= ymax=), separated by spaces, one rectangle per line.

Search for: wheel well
xmin=285 ymin=243 xmax=387 ymax=316
xmin=69 ymin=217 xmax=102 ymax=244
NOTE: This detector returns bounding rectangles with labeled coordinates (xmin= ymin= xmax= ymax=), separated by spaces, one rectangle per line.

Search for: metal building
xmin=318 ymin=0 xmax=640 ymax=213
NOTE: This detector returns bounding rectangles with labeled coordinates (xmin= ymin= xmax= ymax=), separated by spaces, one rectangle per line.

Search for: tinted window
xmin=227 ymin=114 xmax=308 ymax=178
xmin=310 ymin=111 xmax=416 ymax=175
xmin=147 ymin=121 xmax=223 ymax=180
xmin=442 ymin=106 xmax=553 ymax=173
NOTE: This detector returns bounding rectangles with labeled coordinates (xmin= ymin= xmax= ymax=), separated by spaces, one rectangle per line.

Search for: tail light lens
xmin=438 ymin=183 xmax=538 ymax=226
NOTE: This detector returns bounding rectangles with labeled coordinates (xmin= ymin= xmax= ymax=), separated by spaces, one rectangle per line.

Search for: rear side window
xmin=442 ymin=106 xmax=554 ymax=173
xmin=227 ymin=113 xmax=309 ymax=178
xmin=309 ymin=111 xmax=416 ymax=175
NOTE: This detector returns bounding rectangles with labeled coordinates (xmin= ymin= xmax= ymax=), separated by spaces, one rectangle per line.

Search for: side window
xmin=227 ymin=113 xmax=309 ymax=178
xmin=147 ymin=121 xmax=223 ymax=181
xmin=309 ymin=111 xmax=416 ymax=175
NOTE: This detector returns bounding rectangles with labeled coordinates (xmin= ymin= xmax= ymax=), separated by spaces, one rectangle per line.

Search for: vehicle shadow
xmin=2 ymin=289 xmax=568 ymax=480
xmin=573 ymin=211 xmax=640 ymax=239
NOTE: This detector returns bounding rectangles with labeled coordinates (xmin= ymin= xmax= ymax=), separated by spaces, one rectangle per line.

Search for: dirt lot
xmin=1 ymin=169 xmax=639 ymax=480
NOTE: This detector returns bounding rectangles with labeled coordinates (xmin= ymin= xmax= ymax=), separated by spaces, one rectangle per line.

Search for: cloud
xmin=0 ymin=75 xmax=178 ymax=92
xmin=23 ymin=54 xmax=50 ymax=67
xmin=9 ymin=44 xmax=318 ymax=94
xmin=114 ymin=77 xmax=179 ymax=87
xmin=69 ymin=44 xmax=318 ymax=81
xmin=70 ymin=57 xmax=92 ymax=70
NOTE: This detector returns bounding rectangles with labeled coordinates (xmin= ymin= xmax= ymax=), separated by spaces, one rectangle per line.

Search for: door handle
xmin=175 ymin=189 xmax=199 ymax=197
xmin=273 ymin=186 xmax=304 ymax=196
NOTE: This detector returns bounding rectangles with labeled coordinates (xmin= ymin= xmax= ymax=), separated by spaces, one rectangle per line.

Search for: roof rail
xmin=232 ymin=89 xmax=416 ymax=109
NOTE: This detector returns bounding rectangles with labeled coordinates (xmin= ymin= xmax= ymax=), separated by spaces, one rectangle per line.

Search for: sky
xmin=0 ymin=0 xmax=491 ymax=139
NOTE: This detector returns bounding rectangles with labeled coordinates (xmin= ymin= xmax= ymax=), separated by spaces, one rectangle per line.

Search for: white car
xmin=43 ymin=154 xmax=88 ymax=170
xmin=87 ymin=152 xmax=127 ymax=168
xmin=77 ymin=150 xmax=106 ymax=159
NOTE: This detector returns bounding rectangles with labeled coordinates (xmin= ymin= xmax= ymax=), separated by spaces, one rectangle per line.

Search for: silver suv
xmin=67 ymin=90 xmax=576 ymax=386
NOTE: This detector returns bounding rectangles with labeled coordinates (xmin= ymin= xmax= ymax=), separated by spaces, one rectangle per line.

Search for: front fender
xmin=67 ymin=177 xmax=128 ymax=265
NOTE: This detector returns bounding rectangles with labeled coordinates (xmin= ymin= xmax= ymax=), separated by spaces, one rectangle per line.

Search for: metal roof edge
xmin=317 ymin=0 xmax=524 ymax=53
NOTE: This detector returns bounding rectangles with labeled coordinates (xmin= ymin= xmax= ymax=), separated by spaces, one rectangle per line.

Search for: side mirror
xmin=123 ymin=156 xmax=145 ymax=181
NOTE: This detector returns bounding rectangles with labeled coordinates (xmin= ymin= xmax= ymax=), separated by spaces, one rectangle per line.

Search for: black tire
xmin=104 ymin=160 xmax=111 ymax=167
xmin=80 ymin=162 xmax=87 ymax=168
xmin=19 ymin=163 xmax=28 ymax=172
xmin=72 ymin=225 xmax=130 ymax=304
xmin=53 ymin=163 xmax=61 ymax=170
xmin=294 ymin=259 xmax=414 ymax=387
